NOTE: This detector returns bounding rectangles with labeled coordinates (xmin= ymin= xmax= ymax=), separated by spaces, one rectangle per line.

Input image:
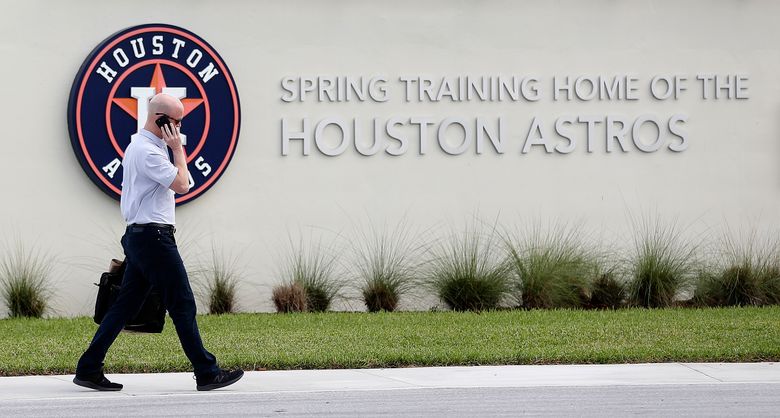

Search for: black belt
xmin=128 ymin=223 xmax=176 ymax=233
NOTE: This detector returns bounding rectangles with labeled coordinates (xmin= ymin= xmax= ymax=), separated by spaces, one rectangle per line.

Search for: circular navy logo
xmin=67 ymin=24 xmax=240 ymax=205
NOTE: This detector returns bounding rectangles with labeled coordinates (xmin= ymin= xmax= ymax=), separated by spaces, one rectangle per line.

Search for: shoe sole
xmin=72 ymin=377 xmax=123 ymax=391
xmin=196 ymin=371 xmax=244 ymax=391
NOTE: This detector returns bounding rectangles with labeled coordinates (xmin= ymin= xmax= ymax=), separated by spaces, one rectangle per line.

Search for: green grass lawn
xmin=0 ymin=307 xmax=778 ymax=376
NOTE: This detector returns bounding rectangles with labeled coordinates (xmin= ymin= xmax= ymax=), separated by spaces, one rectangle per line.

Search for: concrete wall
xmin=0 ymin=0 xmax=778 ymax=316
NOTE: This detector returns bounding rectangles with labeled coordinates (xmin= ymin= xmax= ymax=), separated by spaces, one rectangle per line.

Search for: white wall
xmin=0 ymin=0 xmax=778 ymax=316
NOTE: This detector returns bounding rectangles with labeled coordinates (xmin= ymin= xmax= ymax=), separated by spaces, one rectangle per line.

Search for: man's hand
xmin=161 ymin=124 xmax=183 ymax=151
xmin=161 ymin=123 xmax=190 ymax=194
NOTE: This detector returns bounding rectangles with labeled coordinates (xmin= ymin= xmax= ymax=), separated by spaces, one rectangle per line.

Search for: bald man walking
xmin=74 ymin=94 xmax=243 ymax=391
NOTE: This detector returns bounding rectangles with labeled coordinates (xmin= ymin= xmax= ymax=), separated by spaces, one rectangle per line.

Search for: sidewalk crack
xmin=355 ymin=370 xmax=425 ymax=388
xmin=679 ymin=363 xmax=724 ymax=382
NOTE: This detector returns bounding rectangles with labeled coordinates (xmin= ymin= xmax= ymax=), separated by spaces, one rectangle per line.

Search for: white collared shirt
xmin=120 ymin=129 xmax=178 ymax=225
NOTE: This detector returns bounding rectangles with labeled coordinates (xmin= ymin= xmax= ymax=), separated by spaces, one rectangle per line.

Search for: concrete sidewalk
xmin=0 ymin=362 xmax=778 ymax=401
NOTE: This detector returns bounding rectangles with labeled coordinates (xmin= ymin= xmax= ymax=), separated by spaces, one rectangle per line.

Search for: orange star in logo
xmin=112 ymin=63 xmax=204 ymax=120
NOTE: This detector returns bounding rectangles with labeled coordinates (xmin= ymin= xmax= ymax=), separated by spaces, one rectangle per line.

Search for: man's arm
xmin=161 ymin=124 xmax=190 ymax=194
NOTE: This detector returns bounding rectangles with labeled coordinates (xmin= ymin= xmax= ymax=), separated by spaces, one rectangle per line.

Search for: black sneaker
xmin=73 ymin=371 xmax=123 ymax=391
xmin=196 ymin=368 xmax=244 ymax=391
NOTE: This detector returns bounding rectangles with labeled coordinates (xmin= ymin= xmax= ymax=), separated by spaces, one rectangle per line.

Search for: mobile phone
xmin=155 ymin=115 xmax=170 ymax=129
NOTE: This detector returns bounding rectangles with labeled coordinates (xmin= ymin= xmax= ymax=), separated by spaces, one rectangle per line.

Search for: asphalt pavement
xmin=1 ymin=363 xmax=778 ymax=417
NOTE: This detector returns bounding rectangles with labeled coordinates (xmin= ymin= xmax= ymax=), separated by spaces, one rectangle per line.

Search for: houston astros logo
xmin=67 ymin=24 xmax=240 ymax=205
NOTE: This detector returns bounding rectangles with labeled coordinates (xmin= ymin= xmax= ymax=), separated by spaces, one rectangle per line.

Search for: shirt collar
xmin=139 ymin=128 xmax=166 ymax=149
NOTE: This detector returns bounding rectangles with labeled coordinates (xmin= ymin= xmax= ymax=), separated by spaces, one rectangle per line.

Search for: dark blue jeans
xmin=77 ymin=225 xmax=220 ymax=378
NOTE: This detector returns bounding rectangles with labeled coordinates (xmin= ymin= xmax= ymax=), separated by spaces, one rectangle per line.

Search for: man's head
xmin=145 ymin=93 xmax=184 ymax=137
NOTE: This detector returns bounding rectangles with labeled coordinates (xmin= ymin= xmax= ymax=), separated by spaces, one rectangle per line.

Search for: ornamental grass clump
xmin=589 ymin=271 xmax=626 ymax=310
xmin=427 ymin=223 xmax=512 ymax=312
xmin=191 ymin=244 xmax=239 ymax=315
xmin=761 ymin=266 xmax=780 ymax=305
xmin=0 ymin=242 xmax=54 ymax=318
xmin=626 ymin=217 xmax=698 ymax=308
xmin=695 ymin=230 xmax=780 ymax=307
xmin=277 ymin=238 xmax=341 ymax=312
xmin=271 ymin=282 xmax=307 ymax=313
xmin=504 ymin=222 xmax=600 ymax=310
xmin=196 ymin=245 xmax=240 ymax=315
xmin=696 ymin=264 xmax=764 ymax=307
xmin=350 ymin=221 xmax=422 ymax=312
